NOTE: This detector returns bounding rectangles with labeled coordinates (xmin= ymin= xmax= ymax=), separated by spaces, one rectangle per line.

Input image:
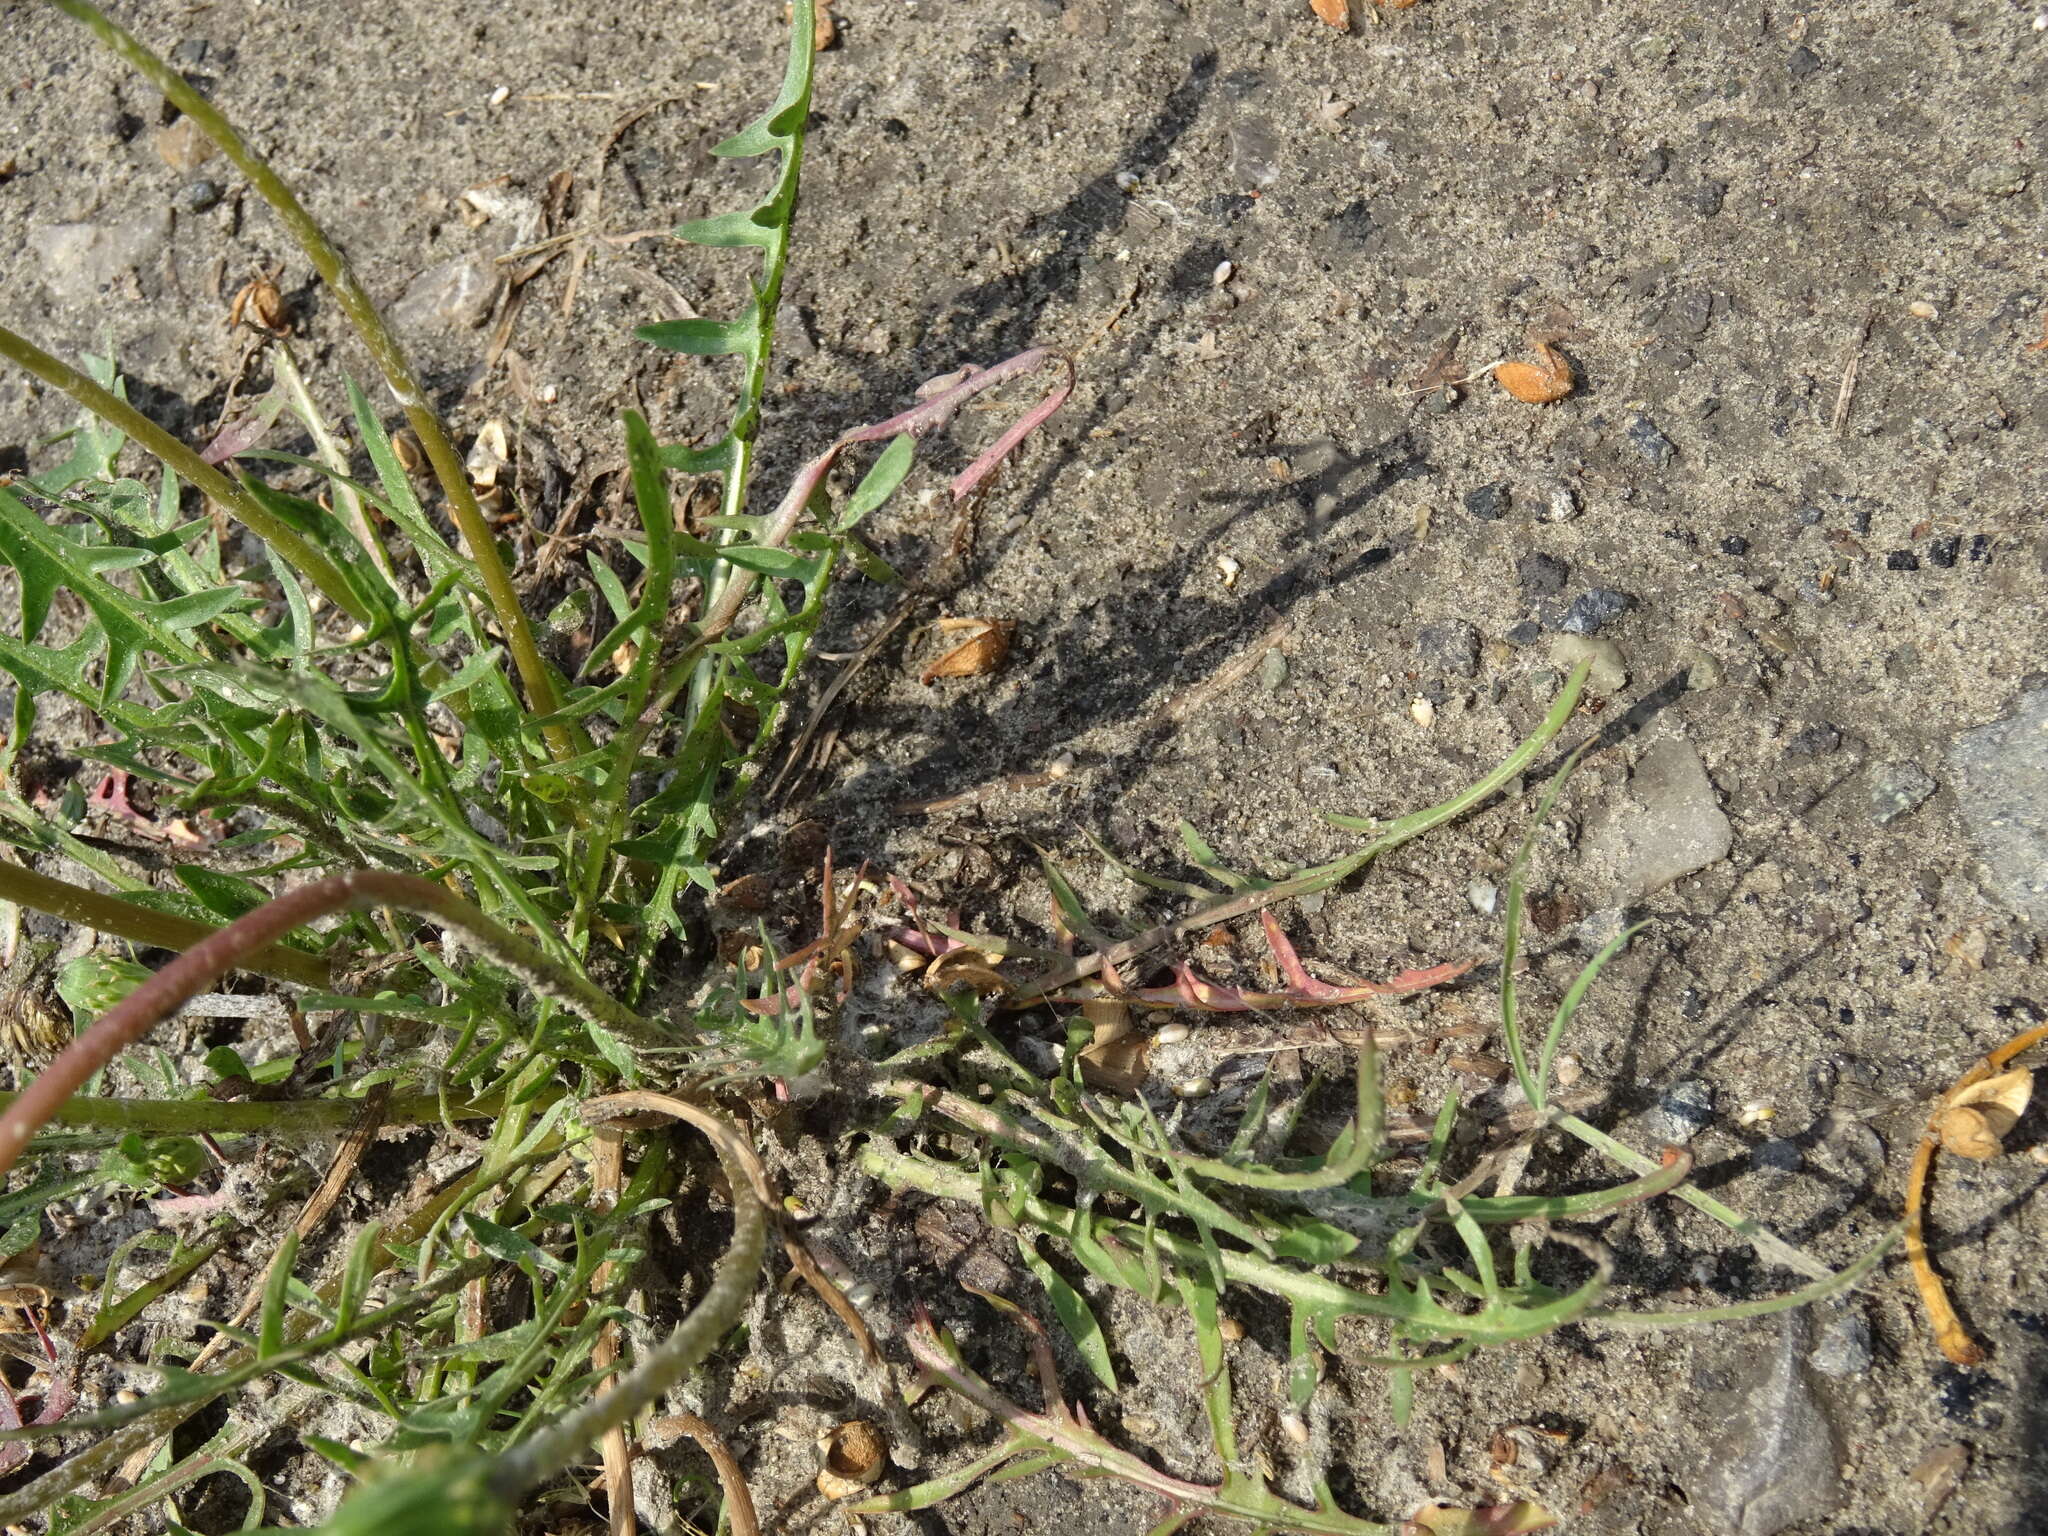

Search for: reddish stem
xmin=0 ymin=870 xmax=643 ymax=1182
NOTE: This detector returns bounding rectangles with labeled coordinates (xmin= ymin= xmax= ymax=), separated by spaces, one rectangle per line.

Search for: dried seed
xmin=1937 ymin=1067 xmax=2032 ymax=1159
xmin=1175 ymin=1076 xmax=1215 ymax=1099
xmin=1310 ymin=0 xmax=1351 ymax=28
xmin=1410 ymin=695 xmax=1437 ymax=728
xmin=1216 ymin=1313 xmax=1245 ymax=1342
xmin=1281 ymin=1410 xmax=1311 ymax=1444
xmin=1154 ymin=1022 xmax=1192 ymax=1045
xmin=817 ymin=1419 xmax=887 ymax=1499
xmin=920 ymin=618 xmax=1013 ymax=684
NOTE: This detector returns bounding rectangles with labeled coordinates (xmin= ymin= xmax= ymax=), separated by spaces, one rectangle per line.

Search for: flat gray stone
xmin=1580 ymin=736 xmax=1734 ymax=902
xmin=390 ymin=251 xmax=502 ymax=332
xmin=1948 ymin=687 xmax=2048 ymax=923
xmin=30 ymin=212 xmax=171 ymax=303
xmin=1691 ymin=1313 xmax=1845 ymax=1535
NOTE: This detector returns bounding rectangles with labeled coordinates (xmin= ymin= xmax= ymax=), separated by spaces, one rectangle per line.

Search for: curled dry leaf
xmin=1310 ymin=0 xmax=1351 ymax=29
xmin=817 ymin=1419 xmax=887 ymax=1499
xmin=1078 ymin=997 xmax=1150 ymax=1093
xmin=920 ymin=618 xmax=1013 ymax=684
xmin=1936 ymin=1067 xmax=2033 ymax=1159
xmin=1495 ymin=343 xmax=1576 ymax=404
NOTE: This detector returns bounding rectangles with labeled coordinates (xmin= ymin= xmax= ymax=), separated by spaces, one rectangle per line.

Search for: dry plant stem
xmin=590 ymin=1128 xmax=638 ymax=1536
xmin=46 ymin=0 xmax=578 ymax=763
xmin=0 ymin=869 xmax=660 ymax=1182
xmin=488 ymin=1100 xmax=767 ymax=1502
xmin=584 ymin=1090 xmax=880 ymax=1363
xmin=1906 ymin=1019 xmax=2048 ymax=1366
xmin=0 ymin=323 xmax=369 ymax=625
xmin=0 ymin=859 xmax=330 ymax=988
xmin=648 ymin=1414 xmax=761 ymax=1536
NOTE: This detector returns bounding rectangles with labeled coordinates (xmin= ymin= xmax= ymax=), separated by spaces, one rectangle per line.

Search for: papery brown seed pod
xmin=816 ymin=1420 xmax=886 ymax=1499
xmin=1495 ymin=342 xmax=1575 ymax=403
xmin=920 ymin=618 xmax=1013 ymax=684
xmin=1936 ymin=1067 xmax=2032 ymax=1159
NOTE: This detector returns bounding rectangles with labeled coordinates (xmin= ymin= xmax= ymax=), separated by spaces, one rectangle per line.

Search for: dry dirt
xmin=2 ymin=1 xmax=2045 ymax=1533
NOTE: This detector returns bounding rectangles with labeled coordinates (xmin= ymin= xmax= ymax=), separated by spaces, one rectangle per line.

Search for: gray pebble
xmin=1541 ymin=483 xmax=1580 ymax=522
xmin=1626 ymin=415 xmax=1678 ymax=467
xmin=1753 ymin=1138 xmax=1804 ymax=1175
xmin=1868 ymin=761 xmax=1937 ymax=824
xmin=1693 ymin=179 xmax=1728 ymax=217
xmin=178 ymin=179 xmax=223 ymax=213
xmin=1518 ymin=552 xmax=1569 ymax=598
xmin=1808 ymin=1310 xmax=1873 ymax=1377
xmin=1948 ymin=686 xmax=2048 ymax=922
xmin=1575 ymin=905 xmax=1631 ymax=954
xmin=1785 ymin=723 xmax=1841 ymax=757
xmin=1503 ymin=619 xmax=1543 ymax=647
xmin=1463 ymin=481 xmax=1511 ymax=522
xmin=1559 ymin=588 xmax=1634 ymax=635
xmin=1416 ymin=620 xmax=1479 ymax=678
xmin=1641 ymin=1078 xmax=1715 ymax=1145
xmin=1638 ymin=146 xmax=1671 ymax=184
xmin=1786 ymin=46 xmax=1822 ymax=79
xmin=1964 ymin=162 xmax=2030 ymax=197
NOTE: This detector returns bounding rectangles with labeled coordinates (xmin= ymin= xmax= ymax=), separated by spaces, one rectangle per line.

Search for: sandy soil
xmin=2 ymin=1 xmax=2045 ymax=1532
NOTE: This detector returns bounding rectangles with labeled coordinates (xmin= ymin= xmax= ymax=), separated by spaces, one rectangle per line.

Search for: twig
xmin=1830 ymin=311 xmax=1875 ymax=435
xmin=647 ymin=1413 xmax=761 ymax=1536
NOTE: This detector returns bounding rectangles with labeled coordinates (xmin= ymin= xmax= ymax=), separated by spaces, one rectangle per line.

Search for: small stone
xmin=1641 ymin=1078 xmax=1715 ymax=1145
xmin=1807 ymin=1310 xmax=1873 ymax=1377
xmin=1948 ymin=687 xmax=2048 ymax=922
xmin=177 ymin=178 xmax=222 ymax=213
xmin=1682 ymin=649 xmax=1725 ymax=689
xmin=153 ymin=116 xmax=217 ymax=176
xmin=1868 ymin=761 xmax=1937 ymax=825
xmin=1693 ymin=179 xmax=1728 ymax=217
xmin=1503 ymin=619 xmax=1543 ymax=648
xmin=1796 ymin=577 xmax=1835 ymax=606
xmin=171 ymin=38 xmax=210 ymax=65
xmin=1964 ymin=162 xmax=2029 ymax=197
xmin=1929 ymin=535 xmax=1960 ymax=568
xmin=1228 ymin=117 xmax=1282 ymax=190
xmin=1720 ymin=535 xmax=1749 ymax=555
xmin=390 ymin=251 xmax=502 ymax=331
xmin=1540 ymin=483 xmax=1580 ymax=522
xmin=1638 ymin=146 xmax=1672 ymax=183
xmin=1786 ymin=46 xmax=1821 ymax=78
xmin=1626 ymin=415 xmax=1677 ymax=467
xmin=1785 ymin=723 xmax=1841 ymax=757
xmin=1575 ymin=906 xmax=1630 ymax=954
xmin=1754 ymin=1138 xmax=1804 ymax=1175
xmin=1886 ymin=550 xmax=1920 ymax=571
xmin=1550 ymin=634 xmax=1628 ymax=693
xmin=1794 ymin=505 xmax=1824 ymax=526
xmin=1463 ymin=481 xmax=1511 ymax=522
xmin=1559 ymin=588 xmax=1634 ymax=635
xmin=1582 ymin=736 xmax=1733 ymax=900
xmin=1517 ymin=552 xmax=1570 ymax=598
xmin=1417 ymin=620 xmax=1480 ymax=679
xmin=1260 ymin=649 xmax=1288 ymax=693
xmin=1467 ymin=880 xmax=1500 ymax=916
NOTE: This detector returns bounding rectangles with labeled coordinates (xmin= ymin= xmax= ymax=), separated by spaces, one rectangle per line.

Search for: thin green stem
xmin=46 ymin=0 xmax=579 ymax=763
xmin=0 ymin=323 xmax=368 ymax=624
xmin=0 ymin=869 xmax=661 ymax=1182
xmin=1 ymin=1085 xmax=529 ymax=1139
xmin=0 ymin=858 xmax=329 ymax=988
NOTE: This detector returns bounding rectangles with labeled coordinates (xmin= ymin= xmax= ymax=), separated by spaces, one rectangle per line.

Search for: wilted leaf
xmin=1495 ymin=343 xmax=1575 ymax=404
xmin=1408 ymin=1500 xmax=1555 ymax=1535
xmin=920 ymin=618 xmax=1013 ymax=684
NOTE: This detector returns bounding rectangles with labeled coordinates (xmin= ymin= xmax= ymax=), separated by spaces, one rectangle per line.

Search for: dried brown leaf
xmin=920 ymin=619 xmax=1013 ymax=684
xmin=1310 ymin=0 xmax=1351 ymax=28
xmin=1495 ymin=343 xmax=1576 ymax=404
